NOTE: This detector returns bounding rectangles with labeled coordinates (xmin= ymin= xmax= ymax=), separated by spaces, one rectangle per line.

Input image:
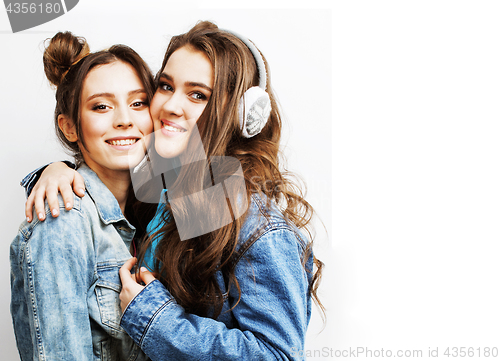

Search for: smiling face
xmin=75 ymin=61 xmax=153 ymax=177
xmin=151 ymin=46 xmax=214 ymax=159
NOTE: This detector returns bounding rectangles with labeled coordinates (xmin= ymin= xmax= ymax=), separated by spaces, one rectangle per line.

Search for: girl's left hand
xmin=119 ymin=257 xmax=157 ymax=312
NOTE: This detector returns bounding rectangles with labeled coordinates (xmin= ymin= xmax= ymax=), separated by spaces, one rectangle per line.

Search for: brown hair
xmin=43 ymin=31 xmax=155 ymax=165
xmin=138 ymin=21 xmax=323 ymax=318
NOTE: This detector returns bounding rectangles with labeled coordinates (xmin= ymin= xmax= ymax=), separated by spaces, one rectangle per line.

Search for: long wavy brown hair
xmin=137 ymin=21 xmax=324 ymax=318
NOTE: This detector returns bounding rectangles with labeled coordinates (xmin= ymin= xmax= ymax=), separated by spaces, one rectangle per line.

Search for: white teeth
xmin=109 ymin=139 xmax=137 ymax=146
xmin=163 ymin=123 xmax=185 ymax=132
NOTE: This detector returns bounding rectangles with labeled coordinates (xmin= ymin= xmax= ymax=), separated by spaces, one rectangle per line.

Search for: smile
xmin=161 ymin=120 xmax=186 ymax=133
xmin=106 ymin=138 xmax=138 ymax=146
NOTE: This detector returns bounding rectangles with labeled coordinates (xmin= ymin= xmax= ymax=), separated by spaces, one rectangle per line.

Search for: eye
xmin=158 ymin=82 xmax=173 ymax=92
xmin=91 ymin=103 xmax=109 ymax=111
xmin=132 ymin=100 xmax=148 ymax=108
xmin=190 ymin=92 xmax=208 ymax=101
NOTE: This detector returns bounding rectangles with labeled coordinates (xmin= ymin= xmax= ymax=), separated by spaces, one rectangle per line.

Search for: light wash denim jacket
xmin=10 ymin=164 xmax=148 ymax=361
xmin=120 ymin=193 xmax=313 ymax=360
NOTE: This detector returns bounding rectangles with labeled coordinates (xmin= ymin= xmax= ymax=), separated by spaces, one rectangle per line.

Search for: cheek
xmin=153 ymin=118 xmax=162 ymax=132
xmin=190 ymin=105 xmax=207 ymax=127
xmin=139 ymin=111 xmax=154 ymax=134
xmin=187 ymin=117 xmax=198 ymax=131
xmin=80 ymin=117 xmax=101 ymax=139
xmin=150 ymin=94 xmax=162 ymax=117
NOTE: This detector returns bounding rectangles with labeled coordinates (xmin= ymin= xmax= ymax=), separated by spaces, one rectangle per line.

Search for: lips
xmin=161 ymin=119 xmax=186 ymax=133
xmin=105 ymin=137 xmax=139 ymax=146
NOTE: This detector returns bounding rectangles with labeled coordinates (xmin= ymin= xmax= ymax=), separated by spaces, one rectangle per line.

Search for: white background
xmin=2 ymin=1 xmax=500 ymax=361
xmin=0 ymin=1 xmax=332 ymax=359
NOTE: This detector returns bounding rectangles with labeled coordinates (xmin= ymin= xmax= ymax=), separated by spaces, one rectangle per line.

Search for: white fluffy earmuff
xmin=225 ymin=30 xmax=272 ymax=138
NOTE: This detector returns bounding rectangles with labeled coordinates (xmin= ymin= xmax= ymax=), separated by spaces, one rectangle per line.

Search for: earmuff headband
xmin=227 ymin=30 xmax=267 ymax=90
xmin=223 ymin=29 xmax=272 ymax=138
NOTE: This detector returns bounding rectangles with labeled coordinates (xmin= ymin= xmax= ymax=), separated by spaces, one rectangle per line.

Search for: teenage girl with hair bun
xmin=10 ymin=31 xmax=155 ymax=360
xmin=21 ymin=21 xmax=324 ymax=360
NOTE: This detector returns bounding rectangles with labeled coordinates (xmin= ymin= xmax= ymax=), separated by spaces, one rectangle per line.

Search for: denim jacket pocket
xmin=95 ymin=261 xmax=125 ymax=333
xmin=95 ymin=262 xmax=149 ymax=361
xmin=98 ymin=338 xmax=147 ymax=361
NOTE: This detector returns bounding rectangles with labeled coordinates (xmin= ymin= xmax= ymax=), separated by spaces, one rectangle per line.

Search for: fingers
xmin=119 ymin=257 xmax=145 ymax=312
xmin=24 ymin=163 xmax=86 ymax=223
xmin=138 ymin=267 xmax=157 ymax=285
xmin=45 ymin=183 xmax=60 ymax=218
xmin=59 ymin=171 xmax=86 ymax=210
xmin=25 ymin=191 xmax=35 ymax=223
xmin=73 ymin=172 xmax=86 ymax=198
xmin=59 ymin=182 xmax=75 ymax=211
xmin=30 ymin=163 xmax=83 ymax=220
xmin=119 ymin=257 xmax=137 ymax=284
xmin=33 ymin=186 xmax=47 ymax=221
xmin=25 ymin=182 xmax=78 ymax=223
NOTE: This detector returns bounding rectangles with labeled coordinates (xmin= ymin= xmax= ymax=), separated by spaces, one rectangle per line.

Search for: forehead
xmin=82 ymin=61 xmax=144 ymax=97
xmin=164 ymin=46 xmax=213 ymax=85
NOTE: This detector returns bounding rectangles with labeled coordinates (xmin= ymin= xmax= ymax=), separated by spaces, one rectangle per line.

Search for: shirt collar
xmin=77 ymin=164 xmax=132 ymax=226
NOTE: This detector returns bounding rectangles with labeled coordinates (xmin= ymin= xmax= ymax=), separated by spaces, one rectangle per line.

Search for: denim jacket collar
xmin=77 ymin=164 xmax=131 ymax=226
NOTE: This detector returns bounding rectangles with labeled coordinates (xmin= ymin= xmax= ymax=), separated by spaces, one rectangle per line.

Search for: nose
xmin=114 ymin=106 xmax=133 ymax=128
xmin=162 ymin=91 xmax=184 ymax=117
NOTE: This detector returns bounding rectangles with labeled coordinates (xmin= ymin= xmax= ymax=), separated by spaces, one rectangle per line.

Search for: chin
xmin=126 ymin=153 xmax=146 ymax=168
xmin=154 ymin=139 xmax=182 ymax=159
xmin=154 ymin=147 xmax=180 ymax=160
xmin=110 ymin=161 xmax=134 ymax=171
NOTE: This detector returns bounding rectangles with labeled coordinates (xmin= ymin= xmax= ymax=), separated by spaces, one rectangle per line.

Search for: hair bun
xmin=43 ymin=31 xmax=89 ymax=87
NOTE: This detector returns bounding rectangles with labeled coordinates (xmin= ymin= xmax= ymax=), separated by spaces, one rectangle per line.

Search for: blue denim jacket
xmin=120 ymin=193 xmax=313 ymax=360
xmin=10 ymin=164 xmax=148 ymax=361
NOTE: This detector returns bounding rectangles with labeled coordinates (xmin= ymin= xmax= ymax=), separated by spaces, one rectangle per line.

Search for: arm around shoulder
xmin=23 ymin=161 xmax=85 ymax=223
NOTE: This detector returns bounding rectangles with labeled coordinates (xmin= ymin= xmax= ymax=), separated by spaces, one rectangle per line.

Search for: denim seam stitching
xmin=139 ymin=298 xmax=175 ymax=347
xmin=26 ymin=243 xmax=46 ymax=360
xmin=125 ymin=342 xmax=140 ymax=361
xmin=236 ymin=224 xmax=297 ymax=265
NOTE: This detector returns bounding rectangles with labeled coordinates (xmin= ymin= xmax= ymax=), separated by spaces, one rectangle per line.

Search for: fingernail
xmin=66 ymin=203 xmax=72 ymax=209
xmin=52 ymin=209 xmax=59 ymax=217
xmin=140 ymin=267 xmax=148 ymax=273
xmin=26 ymin=216 xmax=31 ymax=222
xmin=38 ymin=213 xmax=44 ymax=220
xmin=79 ymin=189 xmax=85 ymax=195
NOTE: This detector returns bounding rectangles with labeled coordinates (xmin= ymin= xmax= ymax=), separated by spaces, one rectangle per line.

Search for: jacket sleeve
xmin=10 ymin=203 xmax=95 ymax=360
xmin=120 ymin=227 xmax=312 ymax=361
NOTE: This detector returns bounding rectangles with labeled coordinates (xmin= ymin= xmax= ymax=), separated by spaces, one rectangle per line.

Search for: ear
xmin=58 ymin=114 xmax=78 ymax=142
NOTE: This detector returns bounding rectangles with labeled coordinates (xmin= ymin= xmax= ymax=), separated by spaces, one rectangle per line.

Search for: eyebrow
xmin=160 ymin=73 xmax=213 ymax=93
xmin=85 ymin=89 xmax=147 ymax=102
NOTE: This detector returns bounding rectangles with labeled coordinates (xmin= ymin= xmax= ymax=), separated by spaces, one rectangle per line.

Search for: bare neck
xmin=90 ymin=167 xmax=131 ymax=215
xmin=100 ymin=173 xmax=130 ymax=215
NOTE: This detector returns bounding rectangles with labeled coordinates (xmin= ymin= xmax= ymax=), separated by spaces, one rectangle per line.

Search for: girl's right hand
xmin=25 ymin=162 xmax=86 ymax=222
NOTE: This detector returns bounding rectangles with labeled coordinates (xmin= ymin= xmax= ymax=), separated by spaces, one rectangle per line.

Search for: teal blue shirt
xmin=142 ymin=189 xmax=168 ymax=271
